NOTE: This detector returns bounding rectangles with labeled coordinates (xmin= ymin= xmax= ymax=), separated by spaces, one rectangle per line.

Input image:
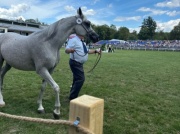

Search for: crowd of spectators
xmin=128 ymin=40 xmax=180 ymax=48
xmin=115 ymin=40 xmax=180 ymax=51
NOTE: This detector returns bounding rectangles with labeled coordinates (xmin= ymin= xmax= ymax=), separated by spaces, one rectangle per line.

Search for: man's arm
xmin=65 ymin=48 xmax=75 ymax=54
xmin=88 ymin=49 xmax=101 ymax=54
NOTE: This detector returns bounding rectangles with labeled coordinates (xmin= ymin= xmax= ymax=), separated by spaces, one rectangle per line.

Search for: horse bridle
xmin=75 ymin=16 xmax=102 ymax=73
xmin=76 ymin=17 xmax=95 ymax=39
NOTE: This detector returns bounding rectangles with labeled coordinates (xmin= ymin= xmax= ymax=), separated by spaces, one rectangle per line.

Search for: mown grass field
xmin=0 ymin=49 xmax=180 ymax=134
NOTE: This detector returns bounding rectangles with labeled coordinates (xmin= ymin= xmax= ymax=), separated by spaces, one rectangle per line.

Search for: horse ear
xmin=77 ymin=7 xmax=83 ymax=17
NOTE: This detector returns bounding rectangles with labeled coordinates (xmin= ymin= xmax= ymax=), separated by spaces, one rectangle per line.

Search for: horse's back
xmin=0 ymin=33 xmax=28 ymax=46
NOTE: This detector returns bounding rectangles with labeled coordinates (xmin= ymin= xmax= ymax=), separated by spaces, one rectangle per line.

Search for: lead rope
xmin=87 ymin=49 xmax=101 ymax=73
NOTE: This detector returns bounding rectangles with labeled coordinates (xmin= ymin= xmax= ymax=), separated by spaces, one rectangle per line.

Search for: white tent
xmin=109 ymin=39 xmax=127 ymax=44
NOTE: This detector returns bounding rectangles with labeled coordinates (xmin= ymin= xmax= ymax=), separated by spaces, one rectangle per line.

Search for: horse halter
xmin=75 ymin=17 xmax=102 ymax=73
xmin=75 ymin=17 xmax=95 ymax=39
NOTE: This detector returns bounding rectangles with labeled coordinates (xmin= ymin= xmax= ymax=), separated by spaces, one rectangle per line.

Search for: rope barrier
xmin=0 ymin=112 xmax=94 ymax=134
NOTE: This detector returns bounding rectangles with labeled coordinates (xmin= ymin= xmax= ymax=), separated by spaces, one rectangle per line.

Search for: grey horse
xmin=0 ymin=8 xmax=99 ymax=119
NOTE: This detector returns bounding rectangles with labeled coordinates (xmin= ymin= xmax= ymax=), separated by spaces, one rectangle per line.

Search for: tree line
xmin=92 ymin=16 xmax=180 ymax=41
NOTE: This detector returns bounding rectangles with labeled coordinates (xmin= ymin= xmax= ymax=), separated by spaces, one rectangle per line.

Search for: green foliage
xmin=154 ymin=30 xmax=170 ymax=40
xmin=116 ymin=27 xmax=130 ymax=41
xmin=128 ymin=30 xmax=138 ymax=40
xmin=92 ymin=17 xmax=180 ymax=40
xmin=0 ymin=49 xmax=180 ymax=133
xmin=138 ymin=27 xmax=150 ymax=40
xmin=138 ymin=16 xmax=157 ymax=40
xmin=25 ymin=19 xmax=48 ymax=25
xmin=170 ymin=22 xmax=180 ymax=40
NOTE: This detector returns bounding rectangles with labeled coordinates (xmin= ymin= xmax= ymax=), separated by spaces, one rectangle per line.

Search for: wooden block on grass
xmin=69 ymin=95 xmax=104 ymax=134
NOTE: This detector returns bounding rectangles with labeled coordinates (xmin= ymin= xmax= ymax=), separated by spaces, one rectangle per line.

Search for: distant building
xmin=0 ymin=18 xmax=47 ymax=36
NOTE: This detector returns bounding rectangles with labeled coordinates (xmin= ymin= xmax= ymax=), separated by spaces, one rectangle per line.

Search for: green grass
xmin=0 ymin=49 xmax=180 ymax=134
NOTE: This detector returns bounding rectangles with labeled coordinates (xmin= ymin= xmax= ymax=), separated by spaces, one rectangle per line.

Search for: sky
xmin=0 ymin=0 xmax=179 ymax=33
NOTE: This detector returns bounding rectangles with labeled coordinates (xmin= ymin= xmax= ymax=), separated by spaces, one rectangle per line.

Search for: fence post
xmin=69 ymin=95 xmax=104 ymax=134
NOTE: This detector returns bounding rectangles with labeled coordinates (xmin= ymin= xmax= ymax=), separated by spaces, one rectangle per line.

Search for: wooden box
xmin=69 ymin=95 xmax=104 ymax=134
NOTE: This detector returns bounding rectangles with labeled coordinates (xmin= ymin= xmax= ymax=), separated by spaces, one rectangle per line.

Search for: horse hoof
xmin=53 ymin=112 xmax=60 ymax=119
xmin=37 ymin=109 xmax=45 ymax=114
xmin=0 ymin=102 xmax=5 ymax=107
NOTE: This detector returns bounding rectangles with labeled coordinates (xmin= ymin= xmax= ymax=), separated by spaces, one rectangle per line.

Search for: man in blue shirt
xmin=65 ymin=34 xmax=100 ymax=100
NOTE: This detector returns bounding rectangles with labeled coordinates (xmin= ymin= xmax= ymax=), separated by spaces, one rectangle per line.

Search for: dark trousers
xmin=69 ymin=59 xmax=85 ymax=100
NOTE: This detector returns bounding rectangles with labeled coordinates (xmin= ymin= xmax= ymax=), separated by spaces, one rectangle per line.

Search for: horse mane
xmin=30 ymin=21 xmax=59 ymax=40
xmin=45 ymin=21 xmax=59 ymax=40
xmin=30 ymin=16 xmax=76 ymax=41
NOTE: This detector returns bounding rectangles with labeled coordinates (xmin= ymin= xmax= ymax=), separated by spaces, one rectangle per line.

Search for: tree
xmin=93 ymin=24 xmax=117 ymax=40
xmin=116 ymin=27 xmax=129 ymax=40
xmin=25 ymin=19 xmax=36 ymax=23
xmin=128 ymin=30 xmax=138 ymax=40
xmin=95 ymin=24 xmax=109 ymax=40
xmin=109 ymin=24 xmax=117 ymax=39
xmin=110 ymin=24 xmax=117 ymax=31
xmin=170 ymin=22 xmax=180 ymax=40
xmin=35 ymin=18 xmax=41 ymax=24
xmin=138 ymin=27 xmax=149 ymax=40
xmin=154 ymin=30 xmax=169 ymax=40
xmin=138 ymin=16 xmax=157 ymax=40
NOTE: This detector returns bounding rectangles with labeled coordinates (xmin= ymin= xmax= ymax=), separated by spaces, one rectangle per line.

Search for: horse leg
xmin=0 ymin=58 xmax=4 ymax=106
xmin=1 ymin=63 xmax=11 ymax=89
xmin=37 ymin=79 xmax=47 ymax=114
xmin=37 ymin=67 xmax=55 ymax=114
xmin=0 ymin=63 xmax=11 ymax=107
xmin=37 ymin=67 xmax=60 ymax=119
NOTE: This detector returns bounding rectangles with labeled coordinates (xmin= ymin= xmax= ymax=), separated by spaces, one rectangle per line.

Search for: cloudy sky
xmin=0 ymin=0 xmax=179 ymax=32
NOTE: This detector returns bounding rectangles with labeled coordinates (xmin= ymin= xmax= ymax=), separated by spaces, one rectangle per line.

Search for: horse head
xmin=74 ymin=8 xmax=99 ymax=43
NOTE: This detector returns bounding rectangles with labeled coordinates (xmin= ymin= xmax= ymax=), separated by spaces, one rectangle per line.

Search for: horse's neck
xmin=43 ymin=17 xmax=76 ymax=49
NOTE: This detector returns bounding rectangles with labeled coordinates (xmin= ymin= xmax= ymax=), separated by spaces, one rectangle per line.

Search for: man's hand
xmin=95 ymin=49 xmax=101 ymax=55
